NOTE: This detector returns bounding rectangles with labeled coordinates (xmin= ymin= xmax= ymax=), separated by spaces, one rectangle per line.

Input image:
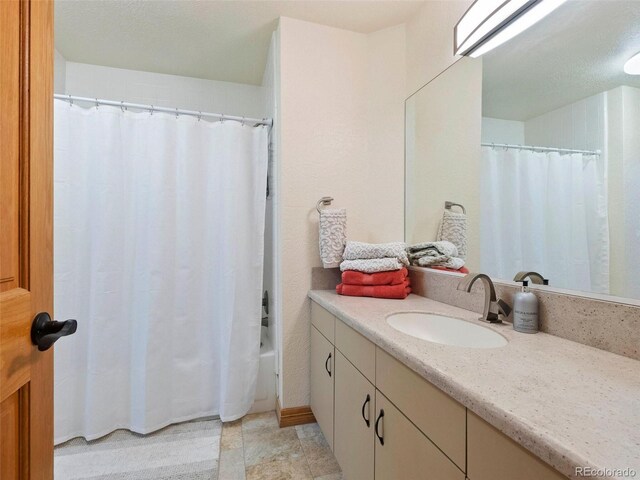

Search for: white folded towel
xmin=437 ymin=209 xmax=467 ymax=260
xmin=342 ymin=241 xmax=409 ymax=266
xmin=340 ymin=258 xmax=404 ymax=273
xmin=319 ymin=208 xmax=347 ymax=268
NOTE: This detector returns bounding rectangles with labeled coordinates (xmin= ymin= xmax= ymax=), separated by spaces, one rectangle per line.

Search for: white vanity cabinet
xmin=310 ymin=300 xmax=569 ymax=480
xmin=310 ymin=304 xmax=335 ymax=449
xmin=311 ymin=301 xmax=464 ymax=480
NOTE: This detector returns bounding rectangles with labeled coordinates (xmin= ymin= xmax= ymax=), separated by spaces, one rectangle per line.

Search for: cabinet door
xmin=310 ymin=325 xmax=335 ymax=449
xmin=467 ymin=412 xmax=567 ymax=480
xmin=374 ymin=392 xmax=465 ymax=480
xmin=334 ymin=351 xmax=375 ymax=480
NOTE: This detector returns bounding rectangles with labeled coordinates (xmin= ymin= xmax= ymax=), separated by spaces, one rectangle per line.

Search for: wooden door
xmin=310 ymin=326 xmax=334 ymax=450
xmin=1 ymin=0 xmax=55 ymax=478
xmin=334 ymin=351 xmax=375 ymax=480
xmin=374 ymin=392 xmax=464 ymax=480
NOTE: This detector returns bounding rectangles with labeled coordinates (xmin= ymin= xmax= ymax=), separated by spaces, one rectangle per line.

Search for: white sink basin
xmin=386 ymin=312 xmax=508 ymax=349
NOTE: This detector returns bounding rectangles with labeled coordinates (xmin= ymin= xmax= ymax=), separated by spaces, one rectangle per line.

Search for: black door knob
xmin=31 ymin=312 xmax=77 ymax=351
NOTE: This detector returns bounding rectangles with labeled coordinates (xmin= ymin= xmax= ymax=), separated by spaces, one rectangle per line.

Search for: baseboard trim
xmin=276 ymin=398 xmax=316 ymax=428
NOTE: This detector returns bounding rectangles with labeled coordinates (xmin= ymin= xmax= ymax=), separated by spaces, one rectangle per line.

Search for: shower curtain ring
xmin=68 ymin=94 xmax=73 ymax=107
xmin=95 ymin=98 xmax=99 ymax=110
xmin=120 ymin=101 xmax=125 ymax=112
xmin=197 ymin=112 xmax=202 ymax=122
xmin=242 ymin=116 xmax=245 ymax=126
xmin=221 ymin=114 xmax=225 ymax=123
xmin=150 ymin=105 xmax=154 ymax=116
xmin=175 ymin=108 xmax=179 ymax=118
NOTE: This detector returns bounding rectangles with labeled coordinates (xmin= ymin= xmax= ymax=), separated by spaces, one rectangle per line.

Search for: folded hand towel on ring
xmin=342 ymin=241 xmax=409 ymax=266
xmin=437 ymin=209 xmax=467 ymax=260
xmin=340 ymin=257 xmax=404 ymax=273
xmin=319 ymin=208 xmax=347 ymax=268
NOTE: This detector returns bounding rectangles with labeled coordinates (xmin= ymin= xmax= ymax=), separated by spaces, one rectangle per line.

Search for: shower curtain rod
xmin=481 ymin=142 xmax=600 ymax=156
xmin=54 ymin=94 xmax=273 ymax=129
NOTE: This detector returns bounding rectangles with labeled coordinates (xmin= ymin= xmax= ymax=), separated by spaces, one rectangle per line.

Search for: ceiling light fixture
xmin=624 ymin=52 xmax=640 ymax=75
xmin=454 ymin=0 xmax=567 ymax=58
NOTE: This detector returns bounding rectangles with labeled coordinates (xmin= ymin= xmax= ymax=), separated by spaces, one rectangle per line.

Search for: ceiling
xmin=55 ymin=0 xmax=424 ymax=86
xmin=482 ymin=0 xmax=640 ymax=121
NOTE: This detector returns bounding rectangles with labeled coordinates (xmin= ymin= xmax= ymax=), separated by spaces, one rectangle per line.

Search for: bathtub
xmin=249 ymin=326 xmax=276 ymax=414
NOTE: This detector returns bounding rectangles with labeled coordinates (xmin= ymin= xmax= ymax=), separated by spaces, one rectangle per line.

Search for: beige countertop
xmin=308 ymin=290 xmax=640 ymax=480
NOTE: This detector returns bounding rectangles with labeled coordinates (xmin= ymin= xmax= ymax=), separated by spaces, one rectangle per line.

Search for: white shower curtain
xmin=480 ymin=146 xmax=610 ymax=293
xmin=53 ymin=100 xmax=268 ymax=443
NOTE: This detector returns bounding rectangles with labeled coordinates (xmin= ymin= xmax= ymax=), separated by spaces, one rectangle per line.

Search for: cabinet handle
xmin=361 ymin=394 xmax=371 ymax=427
xmin=375 ymin=409 xmax=384 ymax=445
xmin=325 ymin=352 xmax=332 ymax=377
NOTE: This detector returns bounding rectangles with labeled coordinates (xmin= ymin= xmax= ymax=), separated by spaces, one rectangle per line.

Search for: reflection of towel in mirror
xmin=342 ymin=241 xmax=409 ymax=266
xmin=408 ymin=241 xmax=465 ymax=270
xmin=437 ymin=209 xmax=467 ymax=259
xmin=319 ymin=209 xmax=347 ymax=268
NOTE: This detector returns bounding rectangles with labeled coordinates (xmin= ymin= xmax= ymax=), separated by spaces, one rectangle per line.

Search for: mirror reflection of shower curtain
xmin=53 ymin=100 xmax=268 ymax=443
xmin=480 ymin=147 xmax=610 ymax=293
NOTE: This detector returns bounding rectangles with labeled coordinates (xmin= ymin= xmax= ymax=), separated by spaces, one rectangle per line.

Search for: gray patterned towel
xmin=343 ymin=241 xmax=409 ymax=266
xmin=437 ymin=209 xmax=467 ymax=259
xmin=319 ymin=209 xmax=347 ymax=268
xmin=408 ymin=241 xmax=465 ymax=270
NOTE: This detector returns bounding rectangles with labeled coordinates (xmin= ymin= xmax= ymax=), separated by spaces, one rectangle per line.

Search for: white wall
xmin=481 ymin=117 xmax=525 ymax=144
xmin=525 ymin=92 xmax=606 ymax=152
xmin=261 ymin=33 xmax=281 ymax=396
xmin=276 ymin=17 xmax=406 ymax=408
xmin=619 ymin=87 xmax=640 ymax=299
xmin=607 ymin=86 xmax=640 ymax=298
xmin=63 ymin=62 xmax=266 ymax=119
xmin=406 ymin=57 xmax=482 ymax=270
xmin=405 ymin=0 xmax=473 ymax=97
xmin=366 ymin=25 xmax=407 ymax=240
xmin=55 ymin=49 xmax=67 ymax=94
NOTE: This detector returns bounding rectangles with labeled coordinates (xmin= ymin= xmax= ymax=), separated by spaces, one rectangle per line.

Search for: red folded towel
xmin=342 ymin=268 xmax=408 ymax=286
xmin=336 ymin=280 xmax=411 ymax=299
xmin=428 ymin=265 xmax=470 ymax=274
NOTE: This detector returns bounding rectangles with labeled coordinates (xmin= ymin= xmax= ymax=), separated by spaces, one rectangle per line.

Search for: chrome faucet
xmin=513 ymin=271 xmax=549 ymax=285
xmin=457 ymin=273 xmax=512 ymax=323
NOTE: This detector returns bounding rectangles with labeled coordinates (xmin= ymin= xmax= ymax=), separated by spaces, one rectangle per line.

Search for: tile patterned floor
xmin=220 ymin=411 xmax=342 ymax=480
xmin=53 ymin=411 xmax=341 ymax=480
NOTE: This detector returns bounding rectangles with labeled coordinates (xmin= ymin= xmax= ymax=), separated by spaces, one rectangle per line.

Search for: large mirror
xmin=405 ymin=1 xmax=640 ymax=300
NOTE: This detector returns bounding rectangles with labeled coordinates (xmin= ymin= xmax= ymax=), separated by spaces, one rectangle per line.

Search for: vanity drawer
xmin=335 ymin=319 xmax=375 ymax=383
xmin=375 ymin=348 xmax=466 ymax=471
xmin=467 ymin=411 xmax=567 ymax=480
xmin=311 ymin=301 xmax=335 ymax=344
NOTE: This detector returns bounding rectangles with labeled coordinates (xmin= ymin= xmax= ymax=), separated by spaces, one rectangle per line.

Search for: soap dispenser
xmin=513 ymin=280 xmax=539 ymax=334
